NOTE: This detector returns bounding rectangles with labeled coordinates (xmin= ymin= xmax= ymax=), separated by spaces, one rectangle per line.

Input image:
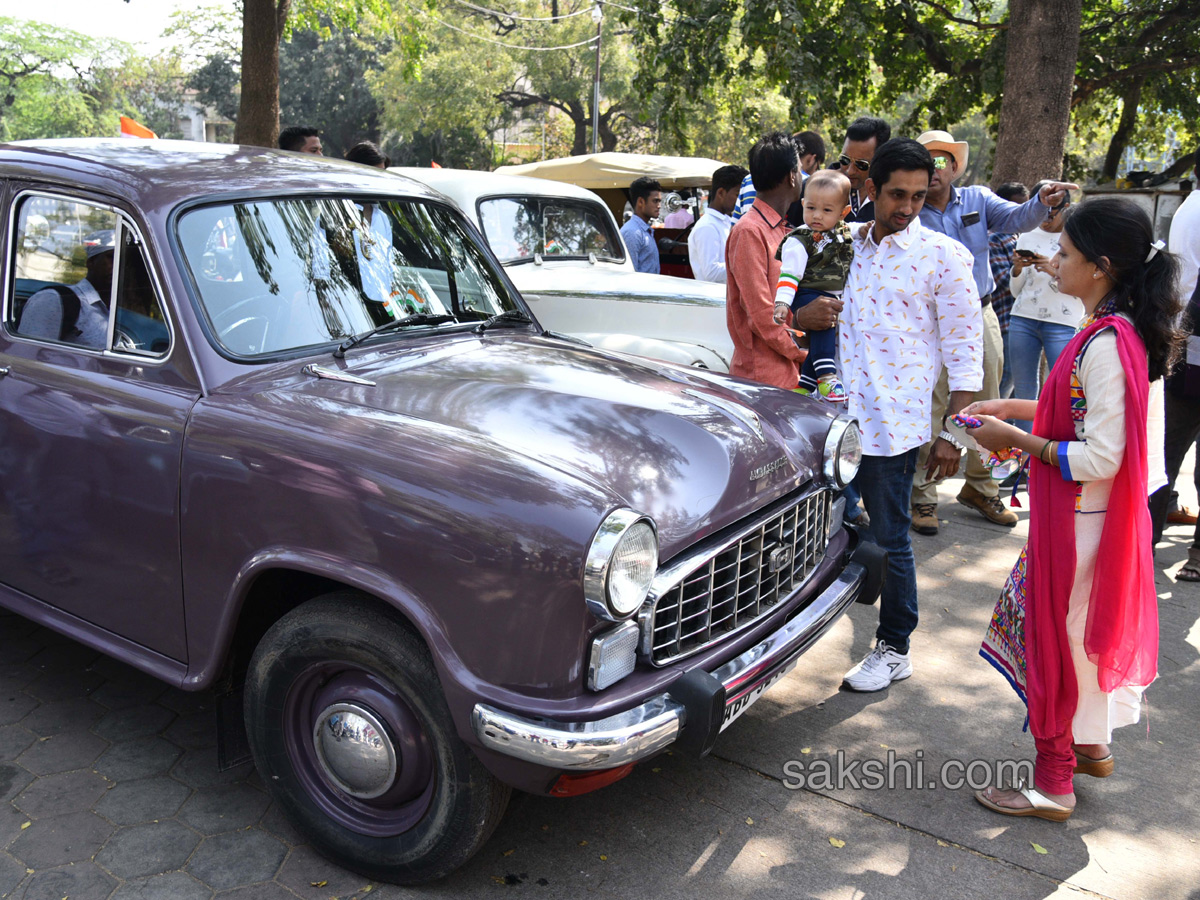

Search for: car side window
xmin=7 ymin=194 xmax=169 ymax=357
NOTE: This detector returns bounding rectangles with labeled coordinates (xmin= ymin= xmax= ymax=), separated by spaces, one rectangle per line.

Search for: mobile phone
xmin=1014 ymin=249 xmax=1037 ymax=259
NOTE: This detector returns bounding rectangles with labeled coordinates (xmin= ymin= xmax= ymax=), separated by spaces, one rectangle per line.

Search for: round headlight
xmin=584 ymin=510 xmax=659 ymax=621
xmin=823 ymin=417 xmax=862 ymax=488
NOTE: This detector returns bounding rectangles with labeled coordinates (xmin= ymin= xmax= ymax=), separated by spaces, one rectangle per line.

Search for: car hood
xmin=233 ymin=333 xmax=836 ymax=556
xmin=507 ymin=262 xmax=725 ymax=307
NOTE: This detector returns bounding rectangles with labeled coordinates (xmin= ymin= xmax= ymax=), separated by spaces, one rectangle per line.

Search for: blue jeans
xmin=792 ymin=288 xmax=837 ymax=387
xmin=852 ymin=448 xmax=920 ymax=653
xmin=1008 ymin=315 xmax=1076 ymax=431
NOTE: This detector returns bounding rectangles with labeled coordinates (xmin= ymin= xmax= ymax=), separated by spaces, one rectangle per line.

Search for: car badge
xmin=749 ymin=456 xmax=789 ymax=481
xmin=767 ymin=544 xmax=793 ymax=573
xmin=684 ymin=390 xmax=765 ymax=442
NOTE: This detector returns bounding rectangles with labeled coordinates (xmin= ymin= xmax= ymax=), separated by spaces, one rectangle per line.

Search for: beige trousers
xmin=912 ymin=303 xmax=1004 ymax=504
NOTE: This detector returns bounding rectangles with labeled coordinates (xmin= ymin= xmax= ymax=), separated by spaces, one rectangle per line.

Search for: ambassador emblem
xmin=749 ymin=456 xmax=789 ymax=481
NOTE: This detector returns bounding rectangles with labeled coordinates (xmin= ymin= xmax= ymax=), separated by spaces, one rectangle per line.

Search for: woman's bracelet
xmin=1039 ymin=439 xmax=1053 ymax=464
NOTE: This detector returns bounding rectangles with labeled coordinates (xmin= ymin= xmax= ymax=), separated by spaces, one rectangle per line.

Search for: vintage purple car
xmin=0 ymin=140 xmax=883 ymax=883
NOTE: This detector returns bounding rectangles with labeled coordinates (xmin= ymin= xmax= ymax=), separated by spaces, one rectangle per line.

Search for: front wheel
xmin=245 ymin=592 xmax=510 ymax=884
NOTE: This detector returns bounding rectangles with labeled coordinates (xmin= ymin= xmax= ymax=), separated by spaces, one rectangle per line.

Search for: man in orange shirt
xmin=726 ymin=132 xmax=842 ymax=388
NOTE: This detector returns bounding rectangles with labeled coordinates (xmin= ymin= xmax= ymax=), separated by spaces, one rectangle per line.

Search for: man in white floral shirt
xmin=838 ymin=138 xmax=983 ymax=692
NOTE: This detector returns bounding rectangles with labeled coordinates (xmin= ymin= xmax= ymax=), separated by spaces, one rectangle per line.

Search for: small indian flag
xmin=119 ymin=116 xmax=157 ymax=139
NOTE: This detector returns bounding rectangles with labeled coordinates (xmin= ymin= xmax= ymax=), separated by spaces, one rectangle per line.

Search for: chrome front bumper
xmin=471 ymin=559 xmax=870 ymax=771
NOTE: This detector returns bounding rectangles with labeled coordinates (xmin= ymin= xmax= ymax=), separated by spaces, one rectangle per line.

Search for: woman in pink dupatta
xmin=961 ymin=198 xmax=1181 ymax=821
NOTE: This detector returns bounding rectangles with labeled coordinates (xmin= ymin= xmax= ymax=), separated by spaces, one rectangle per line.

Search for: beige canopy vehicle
xmin=496 ymin=151 xmax=730 ymax=221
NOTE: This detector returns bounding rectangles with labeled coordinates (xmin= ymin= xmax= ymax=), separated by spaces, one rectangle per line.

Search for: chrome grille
xmin=644 ymin=490 xmax=835 ymax=665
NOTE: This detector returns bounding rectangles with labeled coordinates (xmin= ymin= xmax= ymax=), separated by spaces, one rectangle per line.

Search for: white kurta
xmin=1061 ymin=323 xmax=1160 ymax=742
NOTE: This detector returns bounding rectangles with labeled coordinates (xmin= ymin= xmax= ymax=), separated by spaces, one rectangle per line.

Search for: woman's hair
xmin=1062 ymin=197 xmax=1183 ymax=381
xmin=344 ymin=141 xmax=391 ymax=169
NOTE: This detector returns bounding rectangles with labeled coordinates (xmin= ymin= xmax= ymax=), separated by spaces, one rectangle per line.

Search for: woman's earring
xmin=1092 ymin=271 xmax=1100 ymax=279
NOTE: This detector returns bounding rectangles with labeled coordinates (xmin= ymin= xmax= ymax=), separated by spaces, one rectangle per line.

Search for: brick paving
xmin=0 ymin=610 xmax=376 ymax=900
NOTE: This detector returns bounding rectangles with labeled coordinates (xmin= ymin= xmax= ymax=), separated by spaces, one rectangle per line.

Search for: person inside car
xmin=18 ymin=230 xmax=115 ymax=348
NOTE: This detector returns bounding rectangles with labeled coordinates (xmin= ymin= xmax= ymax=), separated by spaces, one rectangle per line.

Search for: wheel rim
xmin=283 ymin=663 xmax=436 ymax=836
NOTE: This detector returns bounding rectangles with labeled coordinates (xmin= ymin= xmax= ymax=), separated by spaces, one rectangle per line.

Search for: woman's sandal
xmin=1176 ymin=547 xmax=1200 ymax=583
xmin=974 ymin=782 xmax=1074 ymax=822
xmin=1073 ymin=748 xmax=1114 ymax=778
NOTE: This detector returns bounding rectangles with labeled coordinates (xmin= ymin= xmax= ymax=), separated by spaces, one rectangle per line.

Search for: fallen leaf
xmin=652 ymin=767 xmax=661 ymax=773
xmin=801 ymin=747 xmax=811 ymax=754
xmin=1031 ymin=842 xmax=1048 ymax=855
xmin=491 ymin=875 xmax=506 ymax=884
xmin=503 ymin=849 xmax=515 ymax=857
xmin=309 ymin=881 xmax=327 ymax=888
xmin=879 ymin=744 xmax=889 ymax=749
xmin=599 ymin=855 xmax=608 ymax=861
xmin=362 ymin=886 xmax=374 ymax=893
xmin=936 ymin=840 xmax=949 ymax=847
xmin=745 ymin=817 xmax=754 ymax=825
xmin=579 ymin=840 xmax=588 ymax=846
xmin=829 ymin=837 xmax=845 ymax=848
xmin=20 ymin=822 xmax=30 ymax=830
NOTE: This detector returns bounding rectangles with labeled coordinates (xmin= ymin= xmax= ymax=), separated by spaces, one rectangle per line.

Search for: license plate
xmin=719 ymin=660 xmax=797 ymax=732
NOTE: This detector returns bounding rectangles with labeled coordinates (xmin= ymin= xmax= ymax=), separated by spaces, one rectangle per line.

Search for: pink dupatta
xmin=1025 ymin=313 xmax=1158 ymax=740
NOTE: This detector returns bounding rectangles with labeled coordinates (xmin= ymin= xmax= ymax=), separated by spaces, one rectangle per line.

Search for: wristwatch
xmin=938 ymin=429 xmax=964 ymax=451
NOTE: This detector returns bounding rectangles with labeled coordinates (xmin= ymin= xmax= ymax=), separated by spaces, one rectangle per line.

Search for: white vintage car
xmin=391 ymin=167 xmax=733 ymax=371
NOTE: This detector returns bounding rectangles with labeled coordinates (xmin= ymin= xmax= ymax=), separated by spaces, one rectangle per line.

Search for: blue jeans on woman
xmin=852 ymin=448 xmax=920 ymax=654
xmin=1007 ymin=315 xmax=1077 ymax=431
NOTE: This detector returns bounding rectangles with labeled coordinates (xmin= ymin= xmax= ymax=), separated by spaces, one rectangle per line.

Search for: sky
xmin=0 ymin=0 xmax=239 ymax=51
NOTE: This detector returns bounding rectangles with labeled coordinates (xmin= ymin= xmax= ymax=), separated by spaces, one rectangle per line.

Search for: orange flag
xmin=119 ymin=116 xmax=157 ymax=139
xmin=430 ymin=160 xmax=442 ymax=168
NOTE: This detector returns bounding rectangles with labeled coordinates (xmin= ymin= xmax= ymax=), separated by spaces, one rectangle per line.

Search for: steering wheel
xmin=212 ymin=293 xmax=292 ymax=355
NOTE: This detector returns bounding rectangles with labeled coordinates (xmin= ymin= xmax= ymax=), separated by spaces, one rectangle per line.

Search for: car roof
xmin=389 ymin=167 xmax=607 ymax=210
xmin=0 ymin=139 xmax=444 ymax=210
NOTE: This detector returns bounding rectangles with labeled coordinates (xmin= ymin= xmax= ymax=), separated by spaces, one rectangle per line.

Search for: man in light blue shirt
xmin=909 ymin=129 xmax=1078 ymax=535
xmin=620 ymin=176 xmax=662 ymax=274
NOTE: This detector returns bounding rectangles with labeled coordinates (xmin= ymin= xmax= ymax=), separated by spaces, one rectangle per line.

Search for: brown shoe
xmin=956 ymin=484 xmax=1018 ymax=527
xmin=1168 ymin=505 xmax=1198 ymax=525
xmin=911 ymin=503 xmax=939 ymax=535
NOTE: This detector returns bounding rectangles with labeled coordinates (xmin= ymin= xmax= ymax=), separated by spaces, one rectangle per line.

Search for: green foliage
xmin=189 ymin=54 xmax=241 ymax=125
xmin=371 ymin=28 xmax=516 ymax=167
xmin=279 ymin=25 xmax=394 ymax=158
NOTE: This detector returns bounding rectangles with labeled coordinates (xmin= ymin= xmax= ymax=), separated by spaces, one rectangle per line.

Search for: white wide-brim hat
xmin=916 ymin=130 xmax=969 ymax=177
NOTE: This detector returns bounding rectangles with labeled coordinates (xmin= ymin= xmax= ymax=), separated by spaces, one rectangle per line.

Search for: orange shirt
xmin=725 ymin=198 xmax=806 ymax=388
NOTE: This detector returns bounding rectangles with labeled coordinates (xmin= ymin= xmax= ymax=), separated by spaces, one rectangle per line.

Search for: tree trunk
xmin=567 ymin=100 xmax=587 ymax=156
xmin=235 ymin=0 xmax=289 ymax=148
xmin=1100 ymin=75 xmax=1146 ymax=182
xmin=990 ymin=0 xmax=1081 ymax=189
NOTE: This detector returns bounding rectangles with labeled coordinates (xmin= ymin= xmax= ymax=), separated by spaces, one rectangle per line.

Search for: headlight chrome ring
xmin=823 ymin=416 xmax=863 ymax=489
xmin=584 ymin=509 xmax=659 ymax=621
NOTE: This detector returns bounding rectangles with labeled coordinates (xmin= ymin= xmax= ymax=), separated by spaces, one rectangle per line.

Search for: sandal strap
xmin=1017 ymin=781 xmax=1072 ymax=813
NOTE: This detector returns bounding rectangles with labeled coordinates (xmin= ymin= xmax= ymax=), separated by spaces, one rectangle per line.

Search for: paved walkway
xmin=1 ymin=474 xmax=1198 ymax=899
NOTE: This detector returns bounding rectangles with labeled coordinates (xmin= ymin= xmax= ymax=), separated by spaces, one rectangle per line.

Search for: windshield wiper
xmin=333 ymin=313 xmax=458 ymax=359
xmin=474 ymin=309 xmax=536 ymax=335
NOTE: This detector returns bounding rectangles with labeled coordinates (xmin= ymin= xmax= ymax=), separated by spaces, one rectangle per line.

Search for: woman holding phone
xmin=961 ymin=197 xmax=1178 ymax=821
xmin=1006 ymin=185 xmax=1082 ymax=432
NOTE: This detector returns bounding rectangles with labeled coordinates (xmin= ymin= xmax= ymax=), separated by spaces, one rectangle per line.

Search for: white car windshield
xmin=177 ymin=196 xmax=521 ymax=358
xmin=478 ymin=196 xmax=624 ymax=265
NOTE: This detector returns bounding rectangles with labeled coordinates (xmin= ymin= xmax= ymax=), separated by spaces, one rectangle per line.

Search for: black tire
xmin=245 ymin=592 xmax=510 ymax=884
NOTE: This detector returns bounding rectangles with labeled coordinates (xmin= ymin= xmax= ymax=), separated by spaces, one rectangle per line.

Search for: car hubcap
xmin=313 ymin=703 xmax=397 ymax=799
xmin=284 ymin=664 xmax=436 ymax=836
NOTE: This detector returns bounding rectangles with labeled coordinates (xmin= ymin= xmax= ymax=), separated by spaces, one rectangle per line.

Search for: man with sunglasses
xmin=909 ymin=129 xmax=1078 ymax=535
xmin=832 ymin=117 xmax=891 ymax=224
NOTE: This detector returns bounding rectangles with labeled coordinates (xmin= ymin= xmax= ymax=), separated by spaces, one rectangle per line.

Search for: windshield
xmin=177 ymin=197 xmax=521 ymax=357
xmin=477 ymin=196 xmax=623 ymax=265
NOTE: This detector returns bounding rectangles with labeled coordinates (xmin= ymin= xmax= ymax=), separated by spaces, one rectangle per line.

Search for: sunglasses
xmin=838 ymin=154 xmax=871 ymax=172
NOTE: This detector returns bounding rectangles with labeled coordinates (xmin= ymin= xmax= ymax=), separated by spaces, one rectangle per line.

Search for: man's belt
xmin=979 ymin=291 xmax=994 ymax=307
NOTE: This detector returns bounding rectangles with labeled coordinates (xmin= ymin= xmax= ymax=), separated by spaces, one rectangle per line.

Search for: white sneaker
xmin=842 ymin=641 xmax=913 ymax=692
